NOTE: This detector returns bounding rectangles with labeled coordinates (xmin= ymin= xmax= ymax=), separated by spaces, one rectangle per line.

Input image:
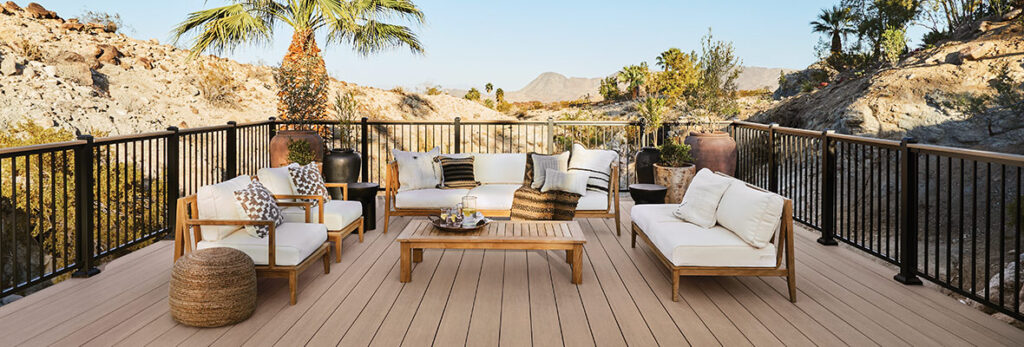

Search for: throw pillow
xmin=393 ymin=147 xmax=441 ymax=191
xmin=716 ymin=180 xmax=785 ymax=249
xmin=568 ymin=143 xmax=618 ymax=193
xmin=541 ymin=168 xmax=589 ymax=195
xmin=531 ymin=152 xmax=570 ymax=189
xmin=233 ymin=180 xmax=284 ymax=238
xmin=436 ymin=156 xmax=480 ymax=189
xmin=288 ymin=162 xmax=331 ymax=208
xmin=673 ymin=168 xmax=733 ymax=228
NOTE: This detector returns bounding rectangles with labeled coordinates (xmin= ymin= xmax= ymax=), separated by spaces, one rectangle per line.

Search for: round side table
xmin=629 ymin=184 xmax=668 ymax=205
xmin=346 ymin=182 xmax=379 ymax=231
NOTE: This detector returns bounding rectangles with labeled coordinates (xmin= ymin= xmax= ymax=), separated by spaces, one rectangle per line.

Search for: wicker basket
xmin=169 ymin=247 xmax=257 ymax=327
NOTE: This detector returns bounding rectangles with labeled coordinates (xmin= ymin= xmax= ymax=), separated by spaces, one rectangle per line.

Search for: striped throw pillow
xmin=568 ymin=143 xmax=618 ymax=193
xmin=435 ymin=156 xmax=479 ymax=189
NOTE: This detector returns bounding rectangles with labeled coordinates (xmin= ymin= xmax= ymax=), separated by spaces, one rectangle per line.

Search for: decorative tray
xmin=427 ymin=216 xmax=491 ymax=233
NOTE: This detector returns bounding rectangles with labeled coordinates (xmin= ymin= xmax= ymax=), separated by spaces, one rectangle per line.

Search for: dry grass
xmin=192 ymin=60 xmax=240 ymax=108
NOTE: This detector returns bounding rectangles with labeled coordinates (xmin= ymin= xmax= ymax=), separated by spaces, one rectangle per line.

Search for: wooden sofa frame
xmin=630 ymin=179 xmax=796 ymax=303
xmin=173 ymin=195 xmax=330 ymax=305
xmin=270 ymin=181 xmax=364 ymax=263
xmin=382 ymin=160 xmax=621 ymax=235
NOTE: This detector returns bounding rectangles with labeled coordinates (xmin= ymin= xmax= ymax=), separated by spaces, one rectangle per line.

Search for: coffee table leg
xmin=571 ymin=245 xmax=583 ymax=284
xmin=400 ymin=243 xmax=412 ymax=283
xmin=565 ymin=250 xmax=572 ymax=263
xmin=413 ymin=248 xmax=423 ymax=263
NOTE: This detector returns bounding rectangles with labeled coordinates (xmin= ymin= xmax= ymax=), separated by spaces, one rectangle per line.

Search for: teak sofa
xmin=630 ymin=172 xmax=796 ymax=302
xmin=381 ymin=152 xmax=621 ymax=235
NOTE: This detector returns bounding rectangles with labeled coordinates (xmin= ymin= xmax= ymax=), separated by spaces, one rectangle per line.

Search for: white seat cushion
xmin=467 ymin=184 xmax=521 ymax=210
xmin=643 ymin=221 xmax=777 ymax=267
xmin=281 ymin=199 xmax=362 ymax=230
xmin=471 ymin=153 xmax=527 ymax=184
xmin=395 ymin=188 xmax=469 ymax=209
xmin=197 ymin=222 xmax=328 ymax=266
xmin=256 ymin=164 xmax=298 ymax=196
xmin=577 ymin=190 xmax=609 ymax=211
xmin=196 ymin=175 xmax=252 ymax=241
xmin=630 ymin=204 xmax=680 ymax=232
xmin=716 ymin=180 xmax=784 ymax=249
xmin=674 ymin=168 xmax=733 ymax=228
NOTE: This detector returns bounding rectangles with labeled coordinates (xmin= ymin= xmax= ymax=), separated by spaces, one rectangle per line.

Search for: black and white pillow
xmin=568 ymin=143 xmax=618 ymax=193
xmin=435 ymin=156 xmax=480 ymax=189
xmin=288 ymin=162 xmax=331 ymax=207
xmin=234 ymin=180 xmax=284 ymax=238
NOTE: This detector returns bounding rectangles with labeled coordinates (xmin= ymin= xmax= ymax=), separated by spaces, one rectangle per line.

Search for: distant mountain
xmin=504 ymin=67 xmax=797 ymax=103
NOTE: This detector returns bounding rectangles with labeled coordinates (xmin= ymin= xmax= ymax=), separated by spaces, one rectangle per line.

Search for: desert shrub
xmin=989 ymin=62 xmax=1024 ymax=114
xmin=658 ymin=141 xmax=694 ymax=167
xmin=464 ymin=88 xmax=481 ymax=101
xmin=13 ymin=38 xmax=44 ymax=61
xmin=825 ymin=52 xmax=873 ymax=72
xmin=920 ymin=29 xmax=949 ymax=49
xmin=736 ymin=88 xmax=772 ymax=98
xmin=193 ymin=60 xmax=240 ymax=108
xmin=79 ymin=10 xmax=127 ymax=33
xmin=483 ymin=99 xmax=494 ymax=108
xmin=880 ymin=26 xmax=907 ymax=65
xmin=496 ymin=101 xmax=512 ymax=113
xmin=287 ymin=139 xmax=314 ymax=165
xmin=599 ymin=76 xmax=622 ymax=101
xmin=391 ymin=86 xmax=406 ymax=94
xmin=426 ymin=86 xmax=443 ymax=95
xmin=333 ymin=91 xmax=359 ymax=145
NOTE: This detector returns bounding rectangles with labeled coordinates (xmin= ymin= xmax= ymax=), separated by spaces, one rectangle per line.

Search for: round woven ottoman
xmin=169 ymin=247 xmax=257 ymax=327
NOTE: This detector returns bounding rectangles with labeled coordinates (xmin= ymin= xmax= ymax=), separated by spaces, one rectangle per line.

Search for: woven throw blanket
xmin=510 ymin=185 xmax=581 ymax=221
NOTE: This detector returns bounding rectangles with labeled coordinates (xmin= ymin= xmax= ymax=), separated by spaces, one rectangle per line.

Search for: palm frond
xmin=322 ymin=0 xmax=425 ymax=54
xmin=341 ymin=21 xmax=423 ymax=55
xmin=172 ymin=2 xmax=278 ymax=59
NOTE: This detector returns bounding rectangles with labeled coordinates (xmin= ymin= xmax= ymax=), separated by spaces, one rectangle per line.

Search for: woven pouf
xmin=169 ymin=247 xmax=257 ymax=327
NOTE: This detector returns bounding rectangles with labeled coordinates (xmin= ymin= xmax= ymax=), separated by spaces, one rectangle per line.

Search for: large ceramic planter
xmin=323 ymin=148 xmax=361 ymax=199
xmin=269 ymin=130 xmax=324 ymax=168
xmin=684 ymin=131 xmax=737 ymax=176
xmin=634 ymin=147 xmax=660 ymax=184
xmin=654 ymin=163 xmax=696 ymax=204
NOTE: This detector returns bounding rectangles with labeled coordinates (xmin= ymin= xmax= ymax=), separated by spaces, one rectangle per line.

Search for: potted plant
xmin=654 ymin=141 xmax=696 ymax=204
xmin=323 ymin=91 xmax=362 ymax=197
xmin=684 ymin=115 xmax=737 ymax=176
xmin=269 ymin=56 xmax=329 ymax=168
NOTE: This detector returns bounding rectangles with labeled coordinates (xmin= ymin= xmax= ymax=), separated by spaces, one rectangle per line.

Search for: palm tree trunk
xmin=278 ymin=29 xmax=330 ymax=129
xmin=831 ymin=32 xmax=842 ymax=54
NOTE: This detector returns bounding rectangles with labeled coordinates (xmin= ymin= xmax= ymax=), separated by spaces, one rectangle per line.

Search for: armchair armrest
xmin=274 ymin=194 xmax=325 ymax=224
xmin=278 ymin=201 xmax=313 ymax=223
xmin=183 ymin=218 xmax=281 ymax=268
xmin=324 ymin=182 xmax=349 ymax=200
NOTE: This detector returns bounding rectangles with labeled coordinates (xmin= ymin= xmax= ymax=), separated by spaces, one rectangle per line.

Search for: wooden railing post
xmin=72 ymin=135 xmax=99 ymax=278
xmin=360 ymin=117 xmax=369 ymax=182
xmin=225 ymin=121 xmax=237 ymax=180
xmin=164 ymin=126 xmax=180 ymax=241
xmin=768 ymin=123 xmax=779 ymax=193
xmin=547 ymin=117 xmax=555 ymax=153
xmin=895 ymin=137 xmax=923 ymax=285
xmin=818 ymin=130 xmax=838 ymax=246
xmin=453 ymin=117 xmax=462 ymax=154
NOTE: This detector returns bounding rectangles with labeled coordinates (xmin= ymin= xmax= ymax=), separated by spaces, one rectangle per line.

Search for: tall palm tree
xmin=485 ymin=83 xmax=493 ymax=94
xmin=810 ymin=6 xmax=856 ymax=54
xmin=173 ymin=0 xmax=425 ymax=121
xmin=618 ymin=63 xmax=649 ymax=100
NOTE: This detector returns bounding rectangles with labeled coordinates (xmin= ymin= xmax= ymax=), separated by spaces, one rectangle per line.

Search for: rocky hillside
xmin=753 ymin=12 xmax=1024 ymax=154
xmin=0 ymin=2 xmax=508 ymax=137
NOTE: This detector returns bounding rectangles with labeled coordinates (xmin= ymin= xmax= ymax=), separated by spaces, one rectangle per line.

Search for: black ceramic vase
xmin=323 ymin=148 xmax=361 ymax=199
xmin=634 ymin=147 xmax=661 ymax=184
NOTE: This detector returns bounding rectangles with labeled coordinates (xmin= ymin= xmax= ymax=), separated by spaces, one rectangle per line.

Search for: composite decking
xmin=1 ymin=196 xmax=1022 ymax=346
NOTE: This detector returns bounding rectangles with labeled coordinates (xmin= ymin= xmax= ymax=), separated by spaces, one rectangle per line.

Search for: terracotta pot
xmin=654 ymin=163 xmax=696 ymax=204
xmin=269 ymin=130 xmax=325 ymax=168
xmin=684 ymin=131 xmax=737 ymax=176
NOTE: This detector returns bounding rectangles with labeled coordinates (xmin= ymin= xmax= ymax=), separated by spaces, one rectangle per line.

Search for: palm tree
xmin=485 ymin=83 xmax=494 ymax=94
xmin=656 ymin=48 xmax=683 ymax=71
xmin=173 ymin=0 xmax=425 ymax=122
xmin=810 ymin=6 xmax=856 ymax=54
xmin=618 ymin=63 xmax=649 ymax=100
xmin=494 ymin=88 xmax=505 ymax=103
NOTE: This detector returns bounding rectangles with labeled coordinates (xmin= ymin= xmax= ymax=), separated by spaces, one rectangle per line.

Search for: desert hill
xmin=0 ymin=2 xmax=509 ymax=137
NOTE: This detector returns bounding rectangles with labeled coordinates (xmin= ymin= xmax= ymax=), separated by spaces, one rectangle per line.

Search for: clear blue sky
xmin=43 ymin=0 xmax=895 ymax=90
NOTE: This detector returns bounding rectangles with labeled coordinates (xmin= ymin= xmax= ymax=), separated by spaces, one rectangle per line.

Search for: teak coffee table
xmin=396 ymin=220 xmax=586 ymax=284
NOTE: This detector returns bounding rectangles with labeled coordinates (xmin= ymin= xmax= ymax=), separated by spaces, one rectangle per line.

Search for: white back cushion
xmin=257 ymin=164 xmax=297 ymax=195
xmin=473 ymin=153 xmax=526 ymax=184
xmin=568 ymin=143 xmax=618 ymax=193
xmin=716 ymin=180 xmax=784 ymax=249
xmin=196 ymin=175 xmax=252 ymax=241
xmin=393 ymin=147 xmax=441 ymax=191
xmin=673 ymin=169 xmax=733 ymax=228
xmin=541 ymin=168 xmax=589 ymax=195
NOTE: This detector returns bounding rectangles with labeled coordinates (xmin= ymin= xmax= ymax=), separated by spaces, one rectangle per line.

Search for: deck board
xmin=1 ymin=196 xmax=1021 ymax=346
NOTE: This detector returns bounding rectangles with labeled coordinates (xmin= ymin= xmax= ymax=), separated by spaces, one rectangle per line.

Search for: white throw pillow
xmin=257 ymin=164 xmax=298 ymax=196
xmin=392 ymin=147 xmax=440 ymax=191
xmin=673 ymin=168 xmax=733 ymax=228
xmin=531 ymin=152 xmax=570 ymax=189
xmin=196 ymin=175 xmax=252 ymax=241
xmin=716 ymin=180 xmax=785 ymax=249
xmin=568 ymin=143 xmax=617 ymax=193
xmin=473 ymin=153 xmax=527 ymax=184
xmin=541 ymin=168 xmax=589 ymax=195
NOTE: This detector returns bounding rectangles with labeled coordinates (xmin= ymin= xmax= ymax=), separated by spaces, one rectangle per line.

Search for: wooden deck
xmin=1 ymin=196 xmax=1023 ymax=346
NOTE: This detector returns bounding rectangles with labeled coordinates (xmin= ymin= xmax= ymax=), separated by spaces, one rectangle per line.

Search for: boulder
xmin=61 ymin=18 xmax=84 ymax=31
xmin=25 ymin=2 xmax=58 ymax=20
xmin=3 ymin=1 xmax=21 ymax=12
xmin=52 ymin=51 xmax=93 ymax=86
xmin=136 ymin=56 xmax=153 ymax=70
xmin=1 ymin=56 xmax=20 ymax=76
xmin=92 ymin=44 xmax=122 ymax=66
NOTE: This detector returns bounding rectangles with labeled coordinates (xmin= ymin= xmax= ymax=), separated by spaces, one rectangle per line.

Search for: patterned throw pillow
xmin=530 ymin=152 xmax=570 ymax=189
xmin=435 ymin=156 xmax=480 ymax=189
xmin=288 ymin=162 xmax=331 ymax=208
xmin=233 ymin=180 xmax=284 ymax=238
xmin=568 ymin=143 xmax=618 ymax=193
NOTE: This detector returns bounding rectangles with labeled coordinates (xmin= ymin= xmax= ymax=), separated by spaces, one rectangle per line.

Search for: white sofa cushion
xmin=472 ymin=153 xmax=527 ymax=184
xmin=197 ymin=222 xmax=328 ymax=266
xmin=196 ymin=175 xmax=252 ymax=241
xmin=630 ymin=204 xmax=679 ymax=232
xmin=393 ymin=147 xmax=441 ymax=192
xmin=568 ymin=143 xmax=617 ymax=193
xmin=467 ymin=184 xmax=521 ymax=210
xmin=643 ymin=220 xmax=777 ymax=267
xmin=716 ymin=180 xmax=784 ymax=249
xmin=281 ymin=199 xmax=362 ymax=230
xmin=531 ymin=152 xmax=570 ymax=189
xmin=577 ymin=190 xmax=609 ymax=211
xmin=541 ymin=169 xmax=589 ymax=195
xmin=395 ymin=188 xmax=469 ymax=209
xmin=673 ymin=168 xmax=733 ymax=228
xmin=257 ymin=164 xmax=297 ymax=196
